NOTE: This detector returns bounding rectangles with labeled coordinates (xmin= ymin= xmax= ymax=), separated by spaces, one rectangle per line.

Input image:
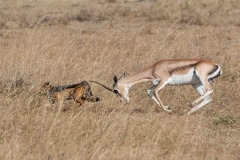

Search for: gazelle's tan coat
xmin=113 ymin=59 xmax=222 ymax=115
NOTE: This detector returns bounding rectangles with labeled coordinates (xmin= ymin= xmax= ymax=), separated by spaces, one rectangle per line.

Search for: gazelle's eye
xmin=113 ymin=89 xmax=119 ymax=94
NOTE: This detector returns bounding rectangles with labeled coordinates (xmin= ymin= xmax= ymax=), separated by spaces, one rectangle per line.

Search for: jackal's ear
xmin=44 ymin=82 xmax=50 ymax=86
xmin=113 ymin=75 xmax=118 ymax=83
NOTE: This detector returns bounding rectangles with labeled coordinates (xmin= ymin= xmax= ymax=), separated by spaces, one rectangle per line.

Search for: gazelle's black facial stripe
xmin=113 ymin=89 xmax=122 ymax=97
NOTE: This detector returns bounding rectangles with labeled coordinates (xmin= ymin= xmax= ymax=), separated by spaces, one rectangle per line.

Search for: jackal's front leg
xmin=75 ymin=98 xmax=85 ymax=107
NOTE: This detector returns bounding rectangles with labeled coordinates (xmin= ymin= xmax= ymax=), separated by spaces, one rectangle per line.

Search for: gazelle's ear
xmin=119 ymin=73 xmax=126 ymax=79
xmin=113 ymin=75 xmax=118 ymax=83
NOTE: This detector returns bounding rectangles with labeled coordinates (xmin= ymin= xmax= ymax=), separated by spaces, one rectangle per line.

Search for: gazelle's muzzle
xmin=120 ymin=98 xmax=128 ymax=105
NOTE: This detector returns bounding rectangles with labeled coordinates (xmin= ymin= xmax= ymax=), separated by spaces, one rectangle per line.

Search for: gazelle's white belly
xmin=168 ymin=69 xmax=200 ymax=85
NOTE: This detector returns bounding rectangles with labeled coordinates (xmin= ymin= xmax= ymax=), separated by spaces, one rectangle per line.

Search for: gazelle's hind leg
xmin=191 ymin=70 xmax=213 ymax=106
xmin=188 ymin=83 xmax=212 ymax=115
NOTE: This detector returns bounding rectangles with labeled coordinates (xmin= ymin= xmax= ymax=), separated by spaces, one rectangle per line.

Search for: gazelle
xmin=110 ymin=59 xmax=222 ymax=115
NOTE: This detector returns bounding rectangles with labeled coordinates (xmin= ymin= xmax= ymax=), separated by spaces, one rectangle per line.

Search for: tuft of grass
xmin=213 ymin=115 xmax=236 ymax=126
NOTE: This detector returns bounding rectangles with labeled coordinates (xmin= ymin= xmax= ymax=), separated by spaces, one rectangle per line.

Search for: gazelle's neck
xmin=118 ymin=67 xmax=153 ymax=87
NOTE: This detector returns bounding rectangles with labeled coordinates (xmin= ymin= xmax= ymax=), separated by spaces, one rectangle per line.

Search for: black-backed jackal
xmin=39 ymin=81 xmax=100 ymax=107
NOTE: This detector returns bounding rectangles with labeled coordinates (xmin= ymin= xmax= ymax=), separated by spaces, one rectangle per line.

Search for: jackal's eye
xmin=113 ymin=89 xmax=119 ymax=94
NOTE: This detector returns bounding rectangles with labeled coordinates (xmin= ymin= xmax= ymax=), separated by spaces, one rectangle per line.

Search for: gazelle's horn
xmin=89 ymin=80 xmax=113 ymax=92
xmin=119 ymin=73 xmax=126 ymax=79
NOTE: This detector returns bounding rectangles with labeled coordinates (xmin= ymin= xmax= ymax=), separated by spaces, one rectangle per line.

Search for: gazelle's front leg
xmin=147 ymin=85 xmax=161 ymax=107
xmin=153 ymin=80 xmax=172 ymax=113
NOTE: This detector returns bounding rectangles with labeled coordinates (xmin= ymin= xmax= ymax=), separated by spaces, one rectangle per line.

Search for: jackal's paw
xmin=96 ymin=97 xmax=100 ymax=101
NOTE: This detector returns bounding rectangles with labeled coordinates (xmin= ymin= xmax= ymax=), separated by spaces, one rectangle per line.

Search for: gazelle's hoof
xmin=189 ymin=103 xmax=194 ymax=108
xmin=167 ymin=109 xmax=173 ymax=114
xmin=166 ymin=105 xmax=171 ymax=110
xmin=191 ymin=102 xmax=196 ymax=106
xmin=164 ymin=105 xmax=172 ymax=114
xmin=187 ymin=110 xmax=194 ymax=115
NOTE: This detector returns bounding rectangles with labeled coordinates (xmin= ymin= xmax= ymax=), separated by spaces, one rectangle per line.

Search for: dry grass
xmin=0 ymin=0 xmax=240 ymax=159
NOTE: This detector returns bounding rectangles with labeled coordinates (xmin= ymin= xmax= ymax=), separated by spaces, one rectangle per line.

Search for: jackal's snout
xmin=87 ymin=95 xmax=100 ymax=102
xmin=96 ymin=97 xmax=100 ymax=101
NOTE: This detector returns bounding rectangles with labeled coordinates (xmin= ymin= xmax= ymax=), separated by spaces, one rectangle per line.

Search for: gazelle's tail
xmin=208 ymin=64 xmax=222 ymax=81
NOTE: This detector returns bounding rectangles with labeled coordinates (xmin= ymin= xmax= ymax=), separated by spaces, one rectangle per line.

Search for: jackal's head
xmin=86 ymin=95 xmax=100 ymax=102
xmin=39 ymin=82 xmax=53 ymax=95
xmin=82 ymin=87 xmax=100 ymax=102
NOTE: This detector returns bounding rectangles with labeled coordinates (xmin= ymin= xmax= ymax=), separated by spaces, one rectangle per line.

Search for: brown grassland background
xmin=0 ymin=0 xmax=240 ymax=159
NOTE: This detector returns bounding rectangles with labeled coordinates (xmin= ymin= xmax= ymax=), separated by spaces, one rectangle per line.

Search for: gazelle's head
xmin=113 ymin=73 xmax=129 ymax=104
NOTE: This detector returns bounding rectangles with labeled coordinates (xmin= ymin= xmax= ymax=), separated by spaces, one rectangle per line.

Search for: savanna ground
xmin=0 ymin=0 xmax=240 ymax=159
